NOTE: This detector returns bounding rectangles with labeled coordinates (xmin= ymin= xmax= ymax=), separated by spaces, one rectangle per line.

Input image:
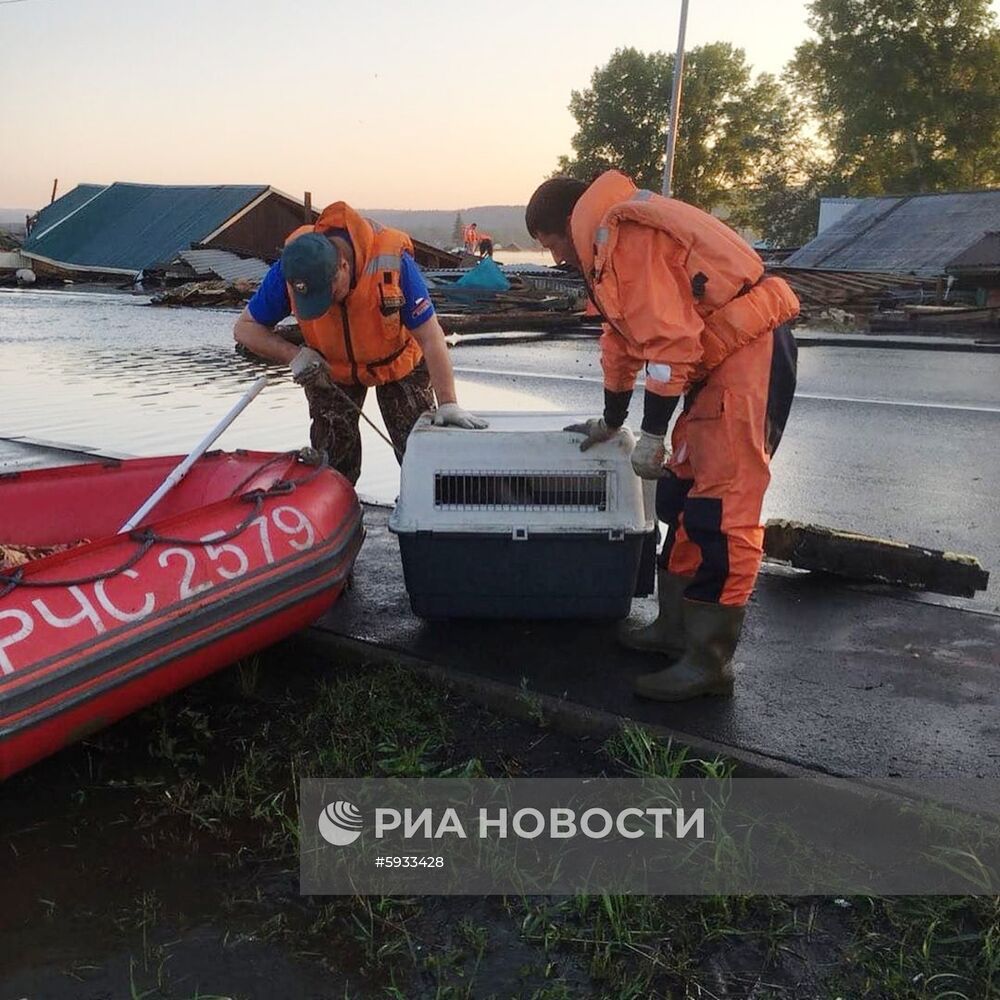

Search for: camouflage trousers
xmin=302 ymin=360 xmax=435 ymax=485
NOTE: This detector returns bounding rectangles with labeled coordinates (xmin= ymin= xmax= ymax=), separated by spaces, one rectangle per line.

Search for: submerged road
xmin=449 ymin=337 xmax=1000 ymax=612
xmin=2 ymin=290 xmax=996 ymax=608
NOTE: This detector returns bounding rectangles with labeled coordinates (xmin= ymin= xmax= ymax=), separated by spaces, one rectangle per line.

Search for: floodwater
xmin=0 ymin=289 xmax=559 ymax=502
xmin=491 ymin=248 xmax=554 ymax=267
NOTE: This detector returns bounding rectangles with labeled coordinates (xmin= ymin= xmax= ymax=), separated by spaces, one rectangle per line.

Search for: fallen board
xmin=763 ymin=520 xmax=990 ymax=598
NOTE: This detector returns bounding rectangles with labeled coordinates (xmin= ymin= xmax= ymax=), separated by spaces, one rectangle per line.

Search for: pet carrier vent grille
xmin=434 ymin=471 xmax=609 ymax=512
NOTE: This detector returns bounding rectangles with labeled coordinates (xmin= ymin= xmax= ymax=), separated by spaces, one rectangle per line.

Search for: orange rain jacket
xmin=285 ymin=204 xmax=423 ymax=387
xmin=569 ymin=171 xmax=799 ymax=397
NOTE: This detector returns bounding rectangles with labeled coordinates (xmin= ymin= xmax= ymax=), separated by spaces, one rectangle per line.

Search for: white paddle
xmin=118 ymin=376 xmax=269 ymax=534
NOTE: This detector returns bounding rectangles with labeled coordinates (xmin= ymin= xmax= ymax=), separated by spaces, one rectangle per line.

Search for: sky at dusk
xmin=3 ymin=0 xmax=1000 ymax=212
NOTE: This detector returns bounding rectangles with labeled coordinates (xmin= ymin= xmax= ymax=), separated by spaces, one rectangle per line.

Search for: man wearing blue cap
xmin=234 ymin=201 xmax=486 ymax=484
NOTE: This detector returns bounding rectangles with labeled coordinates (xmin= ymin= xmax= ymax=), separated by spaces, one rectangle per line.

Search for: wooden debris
xmin=771 ymin=267 xmax=936 ymax=324
xmin=150 ymin=279 xmax=259 ymax=308
xmin=763 ymin=520 xmax=990 ymax=598
xmin=870 ymin=305 xmax=1000 ymax=335
xmin=1 ymin=540 xmax=89 ymax=571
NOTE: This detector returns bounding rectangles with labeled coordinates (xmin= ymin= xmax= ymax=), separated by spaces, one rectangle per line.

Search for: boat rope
xmin=325 ymin=381 xmax=404 ymax=459
xmin=0 ymin=451 xmax=330 ymax=598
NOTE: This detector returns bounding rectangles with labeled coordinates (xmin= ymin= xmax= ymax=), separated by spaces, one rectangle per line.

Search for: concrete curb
xmin=301 ymin=628 xmax=999 ymax=820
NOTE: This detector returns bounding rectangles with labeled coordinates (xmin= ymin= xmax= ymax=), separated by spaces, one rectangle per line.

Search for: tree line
xmin=556 ymin=0 xmax=1000 ymax=246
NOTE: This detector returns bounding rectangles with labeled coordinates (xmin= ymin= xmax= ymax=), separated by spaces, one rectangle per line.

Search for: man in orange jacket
xmin=463 ymin=222 xmax=479 ymax=256
xmin=526 ymin=171 xmax=799 ymax=702
xmin=235 ymin=201 xmax=486 ymax=485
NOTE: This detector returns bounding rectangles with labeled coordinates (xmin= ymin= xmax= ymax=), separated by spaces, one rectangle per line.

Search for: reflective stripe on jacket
xmin=286 ymin=203 xmax=423 ymax=387
xmin=569 ymin=171 xmax=799 ymax=395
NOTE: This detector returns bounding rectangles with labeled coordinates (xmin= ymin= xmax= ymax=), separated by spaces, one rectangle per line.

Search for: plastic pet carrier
xmin=389 ymin=412 xmax=655 ymax=619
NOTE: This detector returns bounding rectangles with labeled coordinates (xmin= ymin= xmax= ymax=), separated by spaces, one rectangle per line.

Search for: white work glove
xmin=431 ymin=403 xmax=489 ymax=429
xmin=290 ymin=346 xmax=332 ymax=388
xmin=564 ymin=417 xmax=619 ymax=452
xmin=631 ymin=430 xmax=671 ymax=479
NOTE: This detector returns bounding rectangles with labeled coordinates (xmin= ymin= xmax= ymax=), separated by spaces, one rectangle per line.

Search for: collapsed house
xmin=774 ymin=190 xmax=1000 ymax=332
xmin=21 ymin=183 xmax=310 ymax=281
xmin=17 ymin=182 xmax=459 ymax=286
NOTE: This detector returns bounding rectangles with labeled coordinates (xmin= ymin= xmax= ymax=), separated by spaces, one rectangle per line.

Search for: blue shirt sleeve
xmin=247 ymin=260 xmax=291 ymax=327
xmin=400 ymin=252 xmax=436 ymax=330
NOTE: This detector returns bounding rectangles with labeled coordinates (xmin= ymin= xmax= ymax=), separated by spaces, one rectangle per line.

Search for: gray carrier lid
xmin=389 ymin=411 xmax=653 ymax=536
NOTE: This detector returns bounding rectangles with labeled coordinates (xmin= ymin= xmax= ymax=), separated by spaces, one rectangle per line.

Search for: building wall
xmin=208 ymin=193 xmax=316 ymax=262
xmin=210 ymin=192 xmax=460 ymax=269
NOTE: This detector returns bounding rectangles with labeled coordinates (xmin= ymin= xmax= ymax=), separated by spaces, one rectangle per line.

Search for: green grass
xmin=11 ymin=652 xmax=999 ymax=999
xmin=603 ymin=721 xmax=733 ymax=779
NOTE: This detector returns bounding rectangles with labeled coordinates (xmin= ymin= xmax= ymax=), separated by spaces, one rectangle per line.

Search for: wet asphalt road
xmin=448 ymin=336 xmax=1000 ymax=612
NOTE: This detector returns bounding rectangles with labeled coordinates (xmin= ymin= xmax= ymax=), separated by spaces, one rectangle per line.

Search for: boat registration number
xmin=0 ymin=505 xmax=317 ymax=675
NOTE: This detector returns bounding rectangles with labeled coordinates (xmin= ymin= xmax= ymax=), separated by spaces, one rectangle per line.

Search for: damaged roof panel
xmin=177 ymin=248 xmax=270 ymax=282
xmin=785 ymin=190 xmax=1000 ymax=276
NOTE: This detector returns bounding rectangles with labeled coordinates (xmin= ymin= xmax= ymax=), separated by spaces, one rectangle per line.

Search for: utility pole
xmin=660 ymin=0 xmax=690 ymax=197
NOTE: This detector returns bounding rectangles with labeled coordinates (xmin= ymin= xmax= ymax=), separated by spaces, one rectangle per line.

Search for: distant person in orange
xmin=463 ymin=222 xmax=479 ymax=255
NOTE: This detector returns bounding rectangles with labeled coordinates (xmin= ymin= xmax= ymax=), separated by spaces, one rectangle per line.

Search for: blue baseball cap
xmin=281 ymin=233 xmax=339 ymax=320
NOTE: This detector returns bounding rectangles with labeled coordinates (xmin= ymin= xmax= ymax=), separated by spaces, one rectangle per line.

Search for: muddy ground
xmin=1 ymin=638 xmax=996 ymax=999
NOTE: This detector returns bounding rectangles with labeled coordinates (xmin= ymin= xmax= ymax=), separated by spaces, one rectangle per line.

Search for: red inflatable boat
xmin=0 ymin=449 xmax=363 ymax=779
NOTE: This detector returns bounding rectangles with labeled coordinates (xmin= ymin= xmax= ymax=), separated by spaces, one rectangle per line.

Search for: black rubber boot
xmin=633 ymin=600 xmax=745 ymax=702
xmin=617 ymin=570 xmax=692 ymax=658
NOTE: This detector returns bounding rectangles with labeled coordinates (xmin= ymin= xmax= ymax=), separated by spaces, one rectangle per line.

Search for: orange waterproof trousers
xmin=657 ymin=324 xmax=797 ymax=606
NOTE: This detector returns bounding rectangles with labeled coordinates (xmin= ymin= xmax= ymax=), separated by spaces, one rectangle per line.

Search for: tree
xmin=451 ymin=211 xmax=465 ymax=245
xmin=556 ymin=45 xmax=804 ymax=220
xmin=741 ymin=168 xmax=828 ymax=247
xmin=789 ymin=0 xmax=1000 ymax=194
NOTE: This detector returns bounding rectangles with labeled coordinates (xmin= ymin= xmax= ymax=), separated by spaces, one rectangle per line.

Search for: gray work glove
xmin=431 ymin=403 xmax=489 ymax=429
xmin=564 ymin=417 xmax=619 ymax=452
xmin=631 ymin=430 xmax=671 ymax=479
xmin=290 ymin=346 xmax=332 ymax=388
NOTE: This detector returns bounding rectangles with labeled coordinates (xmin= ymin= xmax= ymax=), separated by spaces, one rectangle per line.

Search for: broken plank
xmin=763 ymin=520 xmax=990 ymax=598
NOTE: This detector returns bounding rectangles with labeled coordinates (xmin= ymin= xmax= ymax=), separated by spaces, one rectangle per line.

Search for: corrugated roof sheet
xmin=23 ymin=182 xmax=268 ymax=273
xmin=784 ymin=190 xmax=1000 ymax=276
xmin=177 ymin=248 xmax=269 ymax=282
xmin=946 ymin=232 xmax=1000 ymax=272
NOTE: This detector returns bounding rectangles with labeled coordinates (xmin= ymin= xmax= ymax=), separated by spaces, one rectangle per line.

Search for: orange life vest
xmin=570 ymin=171 xmax=799 ymax=378
xmin=463 ymin=225 xmax=478 ymax=248
xmin=285 ymin=203 xmax=423 ymax=387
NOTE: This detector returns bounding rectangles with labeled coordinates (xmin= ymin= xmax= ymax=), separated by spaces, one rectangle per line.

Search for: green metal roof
xmin=23 ymin=182 xmax=269 ymax=273
xmin=30 ymin=184 xmax=106 ymax=234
